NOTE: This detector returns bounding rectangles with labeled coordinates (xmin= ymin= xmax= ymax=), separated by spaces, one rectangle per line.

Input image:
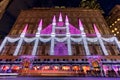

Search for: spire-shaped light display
xmin=20 ymin=24 xmax=28 ymax=37
xmin=52 ymin=15 xmax=56 ymax=25
xmin=22 ymin=24 xmax=28 ymax=33
xmin=79 ymin=19 xmax=84 ymax=31
xmin=65 ymin=15 xmax=69 ymax=25
xmin=59 ymin=12 xmax=63 ymax=22
xmin=93 ymin=24 xmax=100 ymax=34
xmin=38 ymin=19 xmax=42 ymax=31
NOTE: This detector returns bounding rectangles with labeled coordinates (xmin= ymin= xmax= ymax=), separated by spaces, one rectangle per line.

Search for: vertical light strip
xmin=14 ymin=24 xmax=28 ymax=56
xmin=98 ymin=38 xmax=108 ymax=55
xmin=31 ymin=38 xmax=39 ymax=56
xmin=50 ymin=15 xmax=56 ymax=55
xmin=67 ymin=37 xmax=72 ymax=55
xmin=13 ymin=38 xmax=23 ymax=56
xmin=79 ymin=19 xmax=90 ymax=55
xmin=82 ymin=36 xmax=90 ymax=55
xmin=66 ymin=15 xmax=72 ymax=55
xmin=94 ymin=24 xmax=108 ymax=55
xmin=32 ymin=19 xmax=42 ymax=56
xmin=50 ymin=37 xmax=55 ymax=55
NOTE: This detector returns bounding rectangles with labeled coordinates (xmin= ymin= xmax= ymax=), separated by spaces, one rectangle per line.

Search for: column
xmin=32 ymin=38 xmax=39 ymax=56
xmin=50 ymin=16 xmax=56 ymax=55
xmin=13 ymin=38 xmax=23 ymax=56
xmin=67 ymin=36 xmax=72 ymax=55
xmin=98 ymin=37 xmax=108 ymax=55
xmin=79 ymin=19 xmax=90 ymax=55
xmin=32 ymin=19 xmax=42 ymax=56
xmin=93 ymin=24 xmax=108 ymax=55
xmin=82 ymin=34 xmax=90 ymax=56
xmin=50 ymin=37 xmax=55 ymax=55
xmin=66 ymin=15 xmax=72 ymax=55
xmin=13 ymin=24 xmax=28 ymax=56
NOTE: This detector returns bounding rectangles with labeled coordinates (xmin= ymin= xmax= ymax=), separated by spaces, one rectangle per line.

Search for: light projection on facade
xmin=0 ymin=13 xmax=120 ymax=56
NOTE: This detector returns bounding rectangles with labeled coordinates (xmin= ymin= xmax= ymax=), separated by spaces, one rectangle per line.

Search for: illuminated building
xmin=107 ymin=5 xmax=120 ymax=40
xmin=0 ymin=8 xmax=120 ymax=77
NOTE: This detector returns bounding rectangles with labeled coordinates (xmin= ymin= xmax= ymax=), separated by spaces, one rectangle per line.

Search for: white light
xmin=66 ymin=33 xmax=71 ymax=37
xmin=80 ymin=26 xmax=84 ymax=31
xmin=51 ymin=33 xmax=55 ymax=37
xmin=35 ymin=32 xmax=40 ymax=37
xmin=20 ymin=33 xmax=25 ymax=37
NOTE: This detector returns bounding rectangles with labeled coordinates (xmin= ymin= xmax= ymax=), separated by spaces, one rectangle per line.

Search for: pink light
xmin=79 ymin=19 xmax=84 ymax=31
xmin=103 ymin=65 xmax=109 ymax=72
xmin=42 ymin=66 xmax=50 ymax=70
xmin=38 ymin=19 xmax=42 ymax=31
xmin=93 ymin=24 xmax=99 ymax=34
xmin=53 ymin=15 xmax=56 ymax=23
xmin=65 ymin=15 xmax=69 ymax=23
xmin=22 ymin=24 xmax=28 ymax=33
xmin=57 ymin=22 xmax=64 ymax=27
xmin=59 ymin=12 xmax=63 ymax=22
xmin=79 ymin=19 xmax=83 ymax=27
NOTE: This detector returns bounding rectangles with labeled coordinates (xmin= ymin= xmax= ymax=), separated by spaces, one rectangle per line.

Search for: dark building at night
xmin=107 ymin=5 xmax=120 ymax=40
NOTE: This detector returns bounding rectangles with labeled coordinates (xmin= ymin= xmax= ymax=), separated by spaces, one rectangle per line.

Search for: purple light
xmin=57 ymin=22 xmax=64 ymax=27
xmin=41 ymin=24 xmax=52 ymax=34
xmin=54 ymin=42 xmax=68 ymax=56
xmin=41 ymin=14 xmax=81 ymax=34
xmin=79 ymin=19 xmax=82 ymax=28
xmin=69 ymin=24 xmax=81 ymax=34
xmin=112 ymin=65 xmax=118 ymax=72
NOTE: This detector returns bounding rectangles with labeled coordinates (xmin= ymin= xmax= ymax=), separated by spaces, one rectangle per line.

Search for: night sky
xmin=0 ymin=0 xmax=120 ymax=36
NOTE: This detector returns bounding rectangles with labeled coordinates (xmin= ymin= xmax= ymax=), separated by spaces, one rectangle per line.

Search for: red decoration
xmin=12 ymin=65 xmax=20 ymax=71
xmin=2 ymin=65 xmax=9 ymax=71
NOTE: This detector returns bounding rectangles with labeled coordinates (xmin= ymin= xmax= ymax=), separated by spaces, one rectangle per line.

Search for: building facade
xmin=0 ymin=8 xmax=120 ymax=77
xmin=107 ymin=5 xmax=120 ymax=40
xmin=0 ymin=0 xmax=10 ymax=20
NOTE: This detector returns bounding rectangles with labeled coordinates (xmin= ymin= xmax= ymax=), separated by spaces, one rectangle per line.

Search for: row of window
xmin=0 ymin=58 xmax=117 ymax=62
